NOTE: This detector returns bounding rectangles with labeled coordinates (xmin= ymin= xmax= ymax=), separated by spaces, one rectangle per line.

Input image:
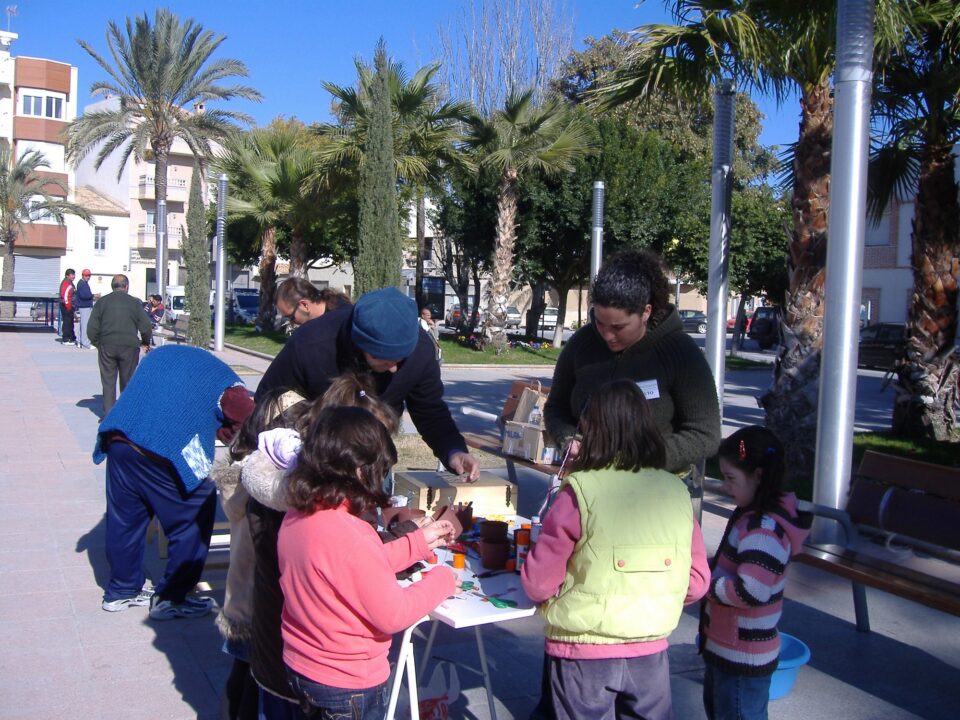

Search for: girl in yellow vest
xmin=521 ymin=378 xmax=710 ymax=720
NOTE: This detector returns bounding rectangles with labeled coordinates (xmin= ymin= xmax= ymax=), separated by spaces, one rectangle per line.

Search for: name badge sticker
xmin=636 ymin=380 xmax=660 ymax=400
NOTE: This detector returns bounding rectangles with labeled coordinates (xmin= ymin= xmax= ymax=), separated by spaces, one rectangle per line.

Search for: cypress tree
xmin=185 ymin=163 xmax=211 ymax=346
xmin=354 ymin=39 xmax=401 ymax=295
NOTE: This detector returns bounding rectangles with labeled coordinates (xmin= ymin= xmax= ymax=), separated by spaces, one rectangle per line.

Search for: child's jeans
xmin=703 ymin=664 xmax=771 ymax=720
xmin=287 ymin=670 xmax=387 ymax=720
xmin=546 ymin=652 xmax=673 ymax=720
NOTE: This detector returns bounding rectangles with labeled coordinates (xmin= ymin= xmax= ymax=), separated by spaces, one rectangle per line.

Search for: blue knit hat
xmin=352 ymin=287 xmax=419 ymax=359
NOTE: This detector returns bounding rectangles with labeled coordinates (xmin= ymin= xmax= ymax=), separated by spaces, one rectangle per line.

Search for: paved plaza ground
xmin=0 ymin=328 xmax=957 ymax=719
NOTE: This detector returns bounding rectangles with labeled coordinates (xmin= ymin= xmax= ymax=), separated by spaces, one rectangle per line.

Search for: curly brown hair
xmin=295 ymin=372 xmax=400 ymax=437
xmin=285 ymin=405 xmax=396 ymax=516
xmin=590 ymin=249 xmax=672 ymax=325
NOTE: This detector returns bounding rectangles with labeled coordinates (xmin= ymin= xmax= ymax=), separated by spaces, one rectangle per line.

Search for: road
xmin=434 ymin=331 xmax=895 ymax=436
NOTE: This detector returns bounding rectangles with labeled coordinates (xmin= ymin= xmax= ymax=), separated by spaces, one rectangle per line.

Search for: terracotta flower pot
xmin=479 ymin=520 xmax=508 ymax=541
xmin=381 ymin=506 xmax=425 ymax=530
xmin=479 ymin=538 xmax=510 ymax=570
xmin=430 ymin=505 xmax=464 ymax=539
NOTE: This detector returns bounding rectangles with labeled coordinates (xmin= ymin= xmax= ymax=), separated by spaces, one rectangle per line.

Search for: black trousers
xmin=60 ymin=304 xmax=76 ymax=343
xmin=98 ymin=344 xmax=141 ymax=414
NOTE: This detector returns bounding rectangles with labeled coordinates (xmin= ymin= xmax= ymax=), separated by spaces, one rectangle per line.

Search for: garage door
xmin=13 ymin=254 xmax=61 ymax=317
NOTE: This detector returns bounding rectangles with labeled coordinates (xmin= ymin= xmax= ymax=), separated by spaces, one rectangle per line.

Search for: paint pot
xmin=431 ymin=505 xmax=464 ymax=539
xmin=479 ymin=538 xmax=510 ymax=570
xmin=479 ymin=520 xmax=508 ymax=541
xmin=452 ymin=552 xmax=466 ymax=570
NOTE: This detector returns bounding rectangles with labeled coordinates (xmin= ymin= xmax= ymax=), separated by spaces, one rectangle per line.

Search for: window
xmin=25 ymin=196 xmax=53 ymax=223
xmin=21 ymin=94 xmax=42 ymax=116
xmin=20 ymin=92 xmax=65 ymax=119
xmin=94 ymin=227 xmax=107 ymax=252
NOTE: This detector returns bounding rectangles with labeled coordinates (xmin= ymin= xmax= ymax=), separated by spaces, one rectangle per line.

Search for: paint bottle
xmin=530 ymin=515 xmax=542 ymax=546
xmin=515 ymin=529 xmax=531 ymax=572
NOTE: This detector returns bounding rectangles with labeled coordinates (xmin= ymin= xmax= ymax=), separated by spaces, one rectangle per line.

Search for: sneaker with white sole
xmin=148 ymin=595 xmax=216 ymax=620
xmin=102 ymin=588 xmax=155 ymax=612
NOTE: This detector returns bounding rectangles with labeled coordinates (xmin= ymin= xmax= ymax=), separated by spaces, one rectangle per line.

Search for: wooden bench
xmin=167 ymin=315 xmax=190 ymax=343
xmin=461 ymin=380 xmax=558 ymax=487
xmin=795 ymin=450 xmax=960 ymax=631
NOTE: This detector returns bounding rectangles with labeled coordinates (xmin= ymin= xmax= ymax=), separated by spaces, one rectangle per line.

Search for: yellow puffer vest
xmin=542 ymin=467 xmax=694 ymax=644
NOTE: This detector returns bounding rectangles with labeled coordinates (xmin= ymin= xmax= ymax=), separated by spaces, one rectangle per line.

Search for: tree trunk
xmin=760 ymin=80 xmax=833 ymax=488
xmin=288 ymin=230 xmax=308 ymax=278
xmin=415 ymin=192 xmax=426 ymax=310
xmin=257 ymin=226 xmax=278 ymax=331
xmin=484 ymin=168 xmax=519 ymax=338
xmin=892 ymin=143 xmax=960 ymax=440
xmin=0 ymin=233 xmax=16 ymax=318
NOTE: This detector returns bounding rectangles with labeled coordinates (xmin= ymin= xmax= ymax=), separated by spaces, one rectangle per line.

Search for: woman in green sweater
xmin=545 ymin=248 xmax=721 ymax=474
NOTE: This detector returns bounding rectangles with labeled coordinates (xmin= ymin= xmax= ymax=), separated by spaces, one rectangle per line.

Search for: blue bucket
xmin=769 ymin=632 xmax=811 ymax=700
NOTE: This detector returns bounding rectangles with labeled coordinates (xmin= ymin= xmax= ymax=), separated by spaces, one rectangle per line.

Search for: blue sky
xmin=8 ymin=0 xmax=798 ymax=148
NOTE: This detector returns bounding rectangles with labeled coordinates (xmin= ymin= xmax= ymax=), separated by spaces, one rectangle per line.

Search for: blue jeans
xmin=703 ymin=664 xmax=771 ymax=720
xmin=287 ymin=671 xmax=387 ymax=720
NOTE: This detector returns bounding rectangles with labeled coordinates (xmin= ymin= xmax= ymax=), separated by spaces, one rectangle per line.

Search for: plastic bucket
xmin=769 ymin=633 xmax=811 ymax=700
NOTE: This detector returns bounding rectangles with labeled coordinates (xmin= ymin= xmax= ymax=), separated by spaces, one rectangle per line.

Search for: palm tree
xmin=868 ymin=1 xmax=960 ymax=440
xmin=215 ymin=122 xmax=319 ymax=326
xmin=65 ymin=9 xmax=261 ymax=287
xmin=590 ymin=0 xmax=910 ymax=484
xmin=318 ymin=53 xmax=473 ymax=303
xmin=466 ymin=90 xmax=597 ymax=343
xmin=0 ymin=147 xmax=91 ymax=316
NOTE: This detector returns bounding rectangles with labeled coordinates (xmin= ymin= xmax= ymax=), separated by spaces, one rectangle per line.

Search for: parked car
xmin=505 ymin=306 xmax=522 ymax=329
xmin=538 ymin=307 xmax=559 ymax=330
xmin=444 ymin=303 xmax=479 ymax=326
xmin=726 ymin=315 xmax=751 ymax=333
xmin=858 ymin=323 xmax=906 ymax=371
xmin=232 ymin=288 xmax=259 ymax=325
xmin=679 ymin=309 xmax=708 ymax=334
xmin=748 ymin=306 xmax=782 ymax=350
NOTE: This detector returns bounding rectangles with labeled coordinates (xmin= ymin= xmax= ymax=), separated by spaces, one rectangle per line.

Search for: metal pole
xmin=156 ymin=199 xmax=167 ymax=299
xmin=812 ymin=0 xmax=875 ymax=543
xmin=704 ymin=79 xmax=736 ymax=410
xmin=214 ymin=174 xmax=228 ymax=352
xmin=590 ymin=181 xmax=605 ymax=281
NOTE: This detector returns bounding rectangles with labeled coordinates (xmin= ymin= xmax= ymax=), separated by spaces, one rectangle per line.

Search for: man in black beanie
xmin=258 ymin=286 xmax=479 ymax=479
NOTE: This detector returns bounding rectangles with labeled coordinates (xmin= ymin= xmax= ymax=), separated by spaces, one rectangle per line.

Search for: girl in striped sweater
xmin=702 ymin=426 xmax=811 ymax=720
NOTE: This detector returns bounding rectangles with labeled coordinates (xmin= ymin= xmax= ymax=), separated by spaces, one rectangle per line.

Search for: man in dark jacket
xmin=75 ymin=269 xmax=96 ymax=349
xmin=87 ymin=274 xmax=152 ymax=414
xmin=59 ymin=268 xmax=77 ymax=345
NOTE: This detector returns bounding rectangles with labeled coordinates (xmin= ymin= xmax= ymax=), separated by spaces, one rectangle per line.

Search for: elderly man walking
xmin=87 ymin=274 xmax=152 ymax=415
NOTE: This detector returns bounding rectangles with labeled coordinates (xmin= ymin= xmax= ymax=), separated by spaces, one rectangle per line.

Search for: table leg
xmin=417 ymin=620 xmax=440 ymax=685
xmin=386 ymin=625 xmax=418 ymax=720
xmin=406 ymin=641 xmax=420 ymax=720
xmin=474 ymin=625 xmax=497 ymax=720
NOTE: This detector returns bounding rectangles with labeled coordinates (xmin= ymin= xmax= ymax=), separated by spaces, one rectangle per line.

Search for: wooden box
xmin=393 ymin=470 xmax=518 ymax=520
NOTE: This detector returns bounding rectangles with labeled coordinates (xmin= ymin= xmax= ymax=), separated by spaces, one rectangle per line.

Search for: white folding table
xmin=386 ymin=548 xmax=536 ymax=720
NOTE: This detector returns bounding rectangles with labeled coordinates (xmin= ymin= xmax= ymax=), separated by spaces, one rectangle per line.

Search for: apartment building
xmin=0 ymin=30 xmax=80 ymax=300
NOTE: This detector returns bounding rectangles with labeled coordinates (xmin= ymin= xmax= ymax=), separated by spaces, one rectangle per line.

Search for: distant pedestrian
xmin=59 ymin=268 xmax=77 ymax=345
xmin=75 ymin=269 xmax=96 ymax=348
xmin=700 ymin=426 xmax=811 ymax=720
xmin=522 ymin=379 xmax=709 ymax=720
xmin=94 ymin=345 xmax=253 ymax=619
xmin=87 ymin=274 xmax=152 ymax=415
xmin=419 ymin=306 xmax=442 ymax=363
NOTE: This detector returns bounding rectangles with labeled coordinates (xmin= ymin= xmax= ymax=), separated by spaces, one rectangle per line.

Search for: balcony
xmin=136 ymin=224 xmax=182 ymax=250
xmin=137 ymin=175 xmax=188 ymax=201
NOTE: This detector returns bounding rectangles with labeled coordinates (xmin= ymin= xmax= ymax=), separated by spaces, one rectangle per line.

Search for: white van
xmin=163 ymin=286 xmax=186 ymax=322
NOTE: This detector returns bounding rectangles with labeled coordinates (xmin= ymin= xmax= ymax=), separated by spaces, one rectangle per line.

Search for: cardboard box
xmin=393 ymin=470 xmax=518 ymax=520
xmin=502 ymin=421 xmax=556 ymax=464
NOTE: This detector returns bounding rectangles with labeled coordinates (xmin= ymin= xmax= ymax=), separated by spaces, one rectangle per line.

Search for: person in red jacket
xmin=278 ymin=405 xmax=457 ymax=719
xmin=59 ymin=268 xmax=77 ymax=345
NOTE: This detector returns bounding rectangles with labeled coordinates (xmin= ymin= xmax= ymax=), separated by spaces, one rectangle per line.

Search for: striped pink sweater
xmin=701 ymin=493 xmax=811 ymax=676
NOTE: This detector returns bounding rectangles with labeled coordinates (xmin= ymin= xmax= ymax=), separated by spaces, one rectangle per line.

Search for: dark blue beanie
xmin=352 ymin=287 xmax=419 ymax=359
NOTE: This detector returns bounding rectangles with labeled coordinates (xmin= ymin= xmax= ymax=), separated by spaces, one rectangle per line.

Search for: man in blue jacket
xmin=75 ymin=269 xmax=96 ymax=349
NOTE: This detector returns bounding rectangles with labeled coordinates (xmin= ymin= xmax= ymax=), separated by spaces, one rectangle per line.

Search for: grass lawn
xmin=724 ymin=355 xmax=771 ymax=370
xmin=223 ymin=324 xmax=561 ymax=365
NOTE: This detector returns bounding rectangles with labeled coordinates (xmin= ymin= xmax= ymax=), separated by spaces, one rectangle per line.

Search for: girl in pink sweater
xmin=701 ymin=426 xmax=811 ymax=720
xmin=278 ymin=405 xmax=457 ymax=719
